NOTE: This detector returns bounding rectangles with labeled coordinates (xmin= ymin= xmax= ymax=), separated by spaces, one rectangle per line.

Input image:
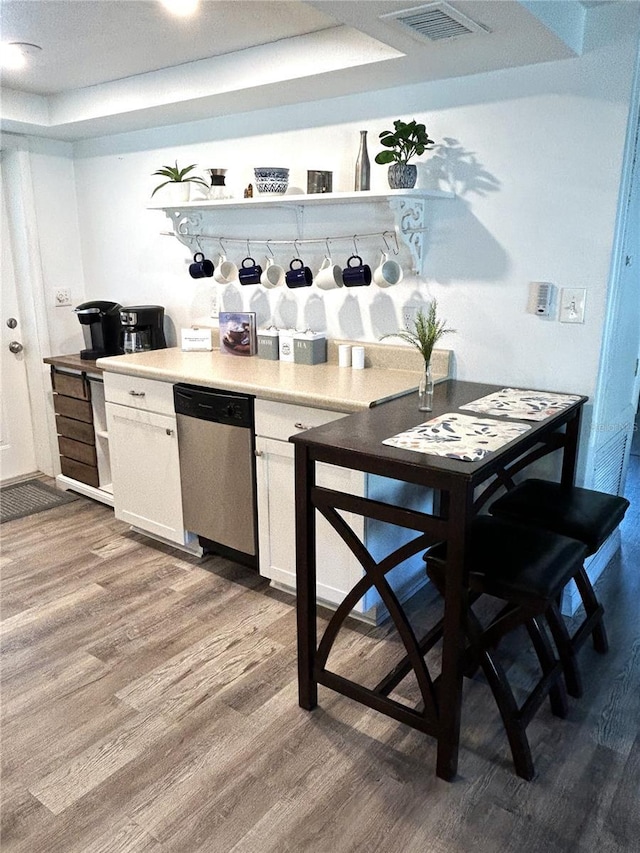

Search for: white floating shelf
xmin=150 ymin=188 xmax=455 ymax=273
xmin=148 ymin=188 xmax=454 ymax=212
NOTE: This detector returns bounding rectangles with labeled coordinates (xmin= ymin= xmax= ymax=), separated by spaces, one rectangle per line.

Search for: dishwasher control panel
xmin=173 ymin=384 xmax=254 ymax=428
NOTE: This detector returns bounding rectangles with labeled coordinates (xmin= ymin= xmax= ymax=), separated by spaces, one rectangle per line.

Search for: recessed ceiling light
xmin=0 ymin=42 xmax=42 ymax=70
xmin=159 ymin=0 xmax=199 ymax=16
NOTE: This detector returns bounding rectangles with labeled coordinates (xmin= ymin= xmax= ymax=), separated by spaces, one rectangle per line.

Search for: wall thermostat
xmin=528 ymin=281 xmax=555 ymax=317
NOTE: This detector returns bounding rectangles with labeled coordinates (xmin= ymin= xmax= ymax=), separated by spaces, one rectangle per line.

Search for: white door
xmin=593 ymin=81 xmax=640 ymax=495
xmin=0 ymin=164 xmax=37 ymax=483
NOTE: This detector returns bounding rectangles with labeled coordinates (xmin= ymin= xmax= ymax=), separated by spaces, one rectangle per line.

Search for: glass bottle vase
xmin=418 ymin=361 xmax=434 ymax=412
xmin=354 ymin=130 xmax=370 ymax=191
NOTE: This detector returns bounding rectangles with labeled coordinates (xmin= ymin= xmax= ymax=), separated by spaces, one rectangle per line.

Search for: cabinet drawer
xmin=255 ymin=398 xmax=345 ymax=441
xmin=53 ymin=394 xmax=93 ymax=424
xmin=56 ymin=415 xmax=95 ymax=445
xmin=52 ymin=369 xmax=91 ymax=400
xmin=104 ymin=372 xmax=175 ymax=415
xmin=58 ymin=436 xmax=97 ymax=467
xmin=60 ymin=456 xmax=100 ymax=488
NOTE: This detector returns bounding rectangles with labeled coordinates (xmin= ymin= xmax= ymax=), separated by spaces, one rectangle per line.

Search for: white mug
xmin=314 ymin=256 xmax=344 ymax=290
xmin=373 ymin=252 xmax=403 ymax=287
xmin=213 ymin=254 xmax=238 ymax=284
xmin=260 ymin=257 xmax=286 ymax=289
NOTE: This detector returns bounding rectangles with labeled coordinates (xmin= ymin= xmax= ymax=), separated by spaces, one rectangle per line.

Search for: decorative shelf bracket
xmin=168 ymin=209 xmax=204 ymax=251
xmin=387 ymin=196 xmax=426 ymax=274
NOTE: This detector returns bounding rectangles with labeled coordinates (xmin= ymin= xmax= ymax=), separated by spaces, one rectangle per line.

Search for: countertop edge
xmin=55 ymin=344 xmax=452 ymax=413
xmin=96 ymin=359 xmax=433 ymax=413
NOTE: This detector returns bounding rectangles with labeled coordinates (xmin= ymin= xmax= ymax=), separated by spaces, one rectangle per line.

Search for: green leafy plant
xmin=150 ymin=161 xmax=209 ymax=197
xmin=374 ymin=119 xmax=435 ymax=166
xmin=382 ymin=300 xmax=455 ymax=365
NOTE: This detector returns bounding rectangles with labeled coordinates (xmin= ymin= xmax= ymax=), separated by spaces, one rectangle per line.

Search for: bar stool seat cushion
xmin=489 ymin=479 xmax=629 ymax=556
xmin=427 ymin=516 xmax=587 ymax=606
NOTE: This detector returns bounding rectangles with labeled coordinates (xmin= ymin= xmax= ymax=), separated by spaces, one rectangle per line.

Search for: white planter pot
xmin=157 ymin=182 xmax=191 ymax=204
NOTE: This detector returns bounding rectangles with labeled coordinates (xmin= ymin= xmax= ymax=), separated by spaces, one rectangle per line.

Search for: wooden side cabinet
xmin=52 ymin=368 xmax=99 ymax=486
xmin=45 ymin=356 xmax=114 ymax=506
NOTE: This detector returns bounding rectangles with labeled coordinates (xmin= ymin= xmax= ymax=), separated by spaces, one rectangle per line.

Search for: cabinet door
xmin=106 ymin=401 xmax=186 ymax=544
xmin=255 ymin=434 xmax=367 ymax=612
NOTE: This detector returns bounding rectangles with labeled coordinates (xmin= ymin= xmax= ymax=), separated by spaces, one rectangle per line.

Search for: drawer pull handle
xmin=166 ymin=428 xmax=173 ymax=436
xmin=294 ymin=422 xmax=310 ymax=430
xmin=129 ymin=390 xmax=146 ymax=397
xmin=254 ymin=449 xmax=263 ymax=457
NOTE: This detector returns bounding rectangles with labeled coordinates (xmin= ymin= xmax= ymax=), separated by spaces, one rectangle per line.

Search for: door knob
xmin=8 ymin=341 xmax=23 ymax=353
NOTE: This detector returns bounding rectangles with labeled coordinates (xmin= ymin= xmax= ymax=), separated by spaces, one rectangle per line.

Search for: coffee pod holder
xmin=278 ymin=329 xmax=296 ymax=362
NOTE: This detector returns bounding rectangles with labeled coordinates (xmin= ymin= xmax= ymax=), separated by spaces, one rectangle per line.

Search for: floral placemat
xmin=382 ymin=413 xmax=531 ymax=462
xmin=459 ymin=388 xmax=582 ymax=421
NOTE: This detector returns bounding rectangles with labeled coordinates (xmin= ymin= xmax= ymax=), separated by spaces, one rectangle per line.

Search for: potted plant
xmin=374 ymin=119 xmax=436 ymax=189
xmin=150 ymin=161 xmax=209 ymax=202
xmin=382 ymin=300 xmax=455 ymax=411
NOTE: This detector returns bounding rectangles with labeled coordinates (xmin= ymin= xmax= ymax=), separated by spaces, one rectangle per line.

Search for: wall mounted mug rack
xmin=150 ymin=189 xmax=455 ymax=274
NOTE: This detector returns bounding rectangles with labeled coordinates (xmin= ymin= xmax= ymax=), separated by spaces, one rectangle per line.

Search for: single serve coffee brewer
xmin=74 ymin=300 xmax=123 ymax=360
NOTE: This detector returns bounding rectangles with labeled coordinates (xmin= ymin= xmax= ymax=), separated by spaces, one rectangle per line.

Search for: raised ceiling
xmin=0 ymin=0 xmax=602 ymax=140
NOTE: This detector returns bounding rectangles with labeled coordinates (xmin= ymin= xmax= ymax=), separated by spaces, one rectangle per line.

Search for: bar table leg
xmin=295 ymin=445 xmax=318 ymax=710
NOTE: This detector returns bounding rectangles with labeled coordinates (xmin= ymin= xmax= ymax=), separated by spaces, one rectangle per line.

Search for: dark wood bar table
xmin=290 ymin=379 xmax=587 ymax=781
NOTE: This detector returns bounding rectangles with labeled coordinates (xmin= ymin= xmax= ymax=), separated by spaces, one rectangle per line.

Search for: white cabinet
xmin=104 ymin=373 xmax=193 ymax=547
xmin=255 ymin=399 xmax=432 ymax=622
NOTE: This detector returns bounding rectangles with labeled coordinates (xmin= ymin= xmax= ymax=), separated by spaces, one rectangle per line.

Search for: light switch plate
xmin=559 ymin=288 xmax=586 ymax=323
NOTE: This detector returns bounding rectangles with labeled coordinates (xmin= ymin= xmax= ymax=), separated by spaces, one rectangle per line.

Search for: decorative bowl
xmin=254 ymin=167 xmax=289 ymax=195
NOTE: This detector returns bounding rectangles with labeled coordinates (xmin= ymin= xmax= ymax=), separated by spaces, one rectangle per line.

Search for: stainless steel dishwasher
xmin=174 ymin=383 xmax=257 ymax=564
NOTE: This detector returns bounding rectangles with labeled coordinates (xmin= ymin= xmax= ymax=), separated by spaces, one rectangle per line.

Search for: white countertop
xmin=97 ymin=345 xmax=451 ymax=413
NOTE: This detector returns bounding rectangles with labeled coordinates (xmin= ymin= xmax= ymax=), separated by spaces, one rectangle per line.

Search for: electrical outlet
xmin=210 ymin=286 xmax=219 ymax=319
xmin=55 ymin=288 xmax=72 ymax=307
xmin=403 ymin=304 xmax=419 ymax=329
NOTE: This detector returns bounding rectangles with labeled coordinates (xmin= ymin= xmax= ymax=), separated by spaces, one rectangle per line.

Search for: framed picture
xmin=219 ymin=312 xmax=257 ymax=357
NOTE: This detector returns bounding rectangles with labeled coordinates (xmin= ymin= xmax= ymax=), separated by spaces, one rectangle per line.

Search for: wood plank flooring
xmin=1 ymin=463 xmax=639 ymax=853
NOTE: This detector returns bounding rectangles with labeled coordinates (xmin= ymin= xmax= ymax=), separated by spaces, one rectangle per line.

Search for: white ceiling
xmin=0 ymin=0 xmax=612 ymax=141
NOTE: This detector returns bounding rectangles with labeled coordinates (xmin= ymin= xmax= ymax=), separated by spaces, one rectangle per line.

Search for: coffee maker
xmin=74 ymin=300 xmax=123 ymax=360
xmin=120 ymin=305 xmax=167 ymax=354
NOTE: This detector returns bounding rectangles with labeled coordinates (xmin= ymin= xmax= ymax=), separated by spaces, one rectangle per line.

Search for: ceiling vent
xmin=380 ymin=2 xmax=490 ymax=42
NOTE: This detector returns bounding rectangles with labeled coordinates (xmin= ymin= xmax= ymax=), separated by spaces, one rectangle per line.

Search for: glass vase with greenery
xmin=382 ymin=300 xmax=455 ymax=411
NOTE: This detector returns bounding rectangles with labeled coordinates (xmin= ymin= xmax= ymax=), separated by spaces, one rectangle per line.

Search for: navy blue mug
xmin=189 ymin=252 xmax=214 ymax=279
xmin=342 ymin=255 xmax=371 ymax=287
xmin=285 ymin=258 xmax=313 ymax=288
xmin=238 ymin=256 xmax=263 ymax=285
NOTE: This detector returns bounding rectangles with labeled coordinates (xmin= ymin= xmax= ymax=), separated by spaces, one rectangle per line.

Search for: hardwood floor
xmin=1 ymin=465 xmax=639 ymax=853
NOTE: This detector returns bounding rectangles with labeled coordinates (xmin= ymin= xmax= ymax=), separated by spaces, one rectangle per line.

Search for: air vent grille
xmin=593 ymin=428 xmax=628 ymax=495
xmin=381 ymin=3 xmax=489 ymax=42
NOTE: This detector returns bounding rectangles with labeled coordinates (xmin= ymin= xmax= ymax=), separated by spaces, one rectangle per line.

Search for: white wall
xmin=64 ymin=3 xmax=637 ymax=409
xmin=28 ymin=137 xmax=87 ymax=355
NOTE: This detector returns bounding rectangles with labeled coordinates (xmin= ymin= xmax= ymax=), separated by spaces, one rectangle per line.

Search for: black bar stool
xmin=489 ymin=479 xmax=630 ymax=697
xmin=424 ymin=516 xmax=588 ymax=780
